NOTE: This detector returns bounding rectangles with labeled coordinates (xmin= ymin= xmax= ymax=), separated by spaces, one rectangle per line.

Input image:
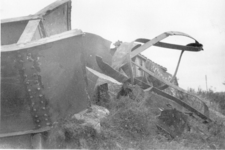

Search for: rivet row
xmin=20 ymin=52 xmax=51 ymax=128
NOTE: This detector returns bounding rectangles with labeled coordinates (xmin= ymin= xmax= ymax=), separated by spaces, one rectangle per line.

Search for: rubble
xmin=1 ymin=0 xmax=221 ymax=148
xmin=157 ymin=108 xmax=190 ymax=138
xmin=72 ymin=105 xmax=110 ymax=133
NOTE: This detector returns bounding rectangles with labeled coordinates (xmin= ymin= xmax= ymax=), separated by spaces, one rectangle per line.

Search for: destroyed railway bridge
xmin=0 ymin=0 xmax=213 ymax=148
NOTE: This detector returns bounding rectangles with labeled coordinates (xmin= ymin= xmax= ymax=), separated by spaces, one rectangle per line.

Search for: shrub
xmin=46 ymin=86 xmax=225 ymax=149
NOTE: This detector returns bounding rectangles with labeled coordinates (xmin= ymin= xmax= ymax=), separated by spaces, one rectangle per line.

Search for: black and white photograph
xmin=0 ymin=0 xmax=225 ymax=149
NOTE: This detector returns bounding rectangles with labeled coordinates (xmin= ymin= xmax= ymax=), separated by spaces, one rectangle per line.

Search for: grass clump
xmin=101 ymin=97 xmax=157 ymax=147
xmin=47 ymin=119 xmax=122 ymax=149
xmin=46 ymin=85 xmax=225 ymax=149
xmin=47 ymin=96 xmax=158 ymax=149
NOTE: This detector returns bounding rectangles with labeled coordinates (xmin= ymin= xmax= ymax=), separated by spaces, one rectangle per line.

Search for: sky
xmin=1 ymin=0 xmax=225 ymax=92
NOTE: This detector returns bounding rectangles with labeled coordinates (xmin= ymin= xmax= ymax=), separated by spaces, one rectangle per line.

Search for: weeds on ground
xmin=47 ymin=90 xmax=225 ymax=149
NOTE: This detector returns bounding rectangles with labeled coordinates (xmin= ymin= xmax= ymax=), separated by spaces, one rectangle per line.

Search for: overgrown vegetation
xmin=47 ymin=86 xmax=225 ymax=149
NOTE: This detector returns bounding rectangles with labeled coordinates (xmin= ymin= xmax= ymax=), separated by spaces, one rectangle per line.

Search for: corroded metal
xmin=1 ymin=51 xmax=34 ymax=134
xmin=0 ymin=1 xmax=212 ymax=148
xmin=1 ymin=31 xmax=91 ymax=135
xmin=16 ymin=50 xmax=51 ymax=129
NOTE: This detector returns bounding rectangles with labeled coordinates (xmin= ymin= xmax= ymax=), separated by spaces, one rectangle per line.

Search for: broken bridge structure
xmin=0 ymin=0 xmax=213 ymax=148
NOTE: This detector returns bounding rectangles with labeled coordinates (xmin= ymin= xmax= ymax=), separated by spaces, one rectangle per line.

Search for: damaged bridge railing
xmin=96 ymin=31 xmax=211 ymax=124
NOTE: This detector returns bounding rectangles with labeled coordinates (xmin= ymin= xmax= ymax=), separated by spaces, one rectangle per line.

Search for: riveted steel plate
xmin=1 ymin=33 xmax=90 ymax=134
xmin=1 ymin=51 xmax=35 ymax=133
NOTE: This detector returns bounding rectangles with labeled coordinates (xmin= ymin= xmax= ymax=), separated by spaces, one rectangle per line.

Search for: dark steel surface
xmin=1 ymin=21 xmax=28 ymax=45
xmin=42 ymin=3 xmax=69 ymax=36
xmin=1 ymin=34 xmax=91 ymax=134
xmin=82 ymin=33 xmax=112 ymax=99
xmin=96 ymin=56 xmax=128 ymax=83
xmin=152 ymin=87 xmax=211 ymax=122
xmin=1 ymin=51 xmax=35 ymax=133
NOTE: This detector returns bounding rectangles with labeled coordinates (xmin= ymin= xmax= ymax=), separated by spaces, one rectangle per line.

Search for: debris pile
xmin=72 ymin=105 xmax=110 ymax=133
xmin=1 ymin=1 xmax=224 ymax=149
xmin=157 ymin=108 xmax=190 ymax=139
xmin=46 ymin=80 xmax=225 ymax=149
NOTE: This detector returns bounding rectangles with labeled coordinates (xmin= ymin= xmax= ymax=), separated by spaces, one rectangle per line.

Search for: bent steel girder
xmin=96 ymin=56 xmax=128 ymax=83
xmin=149 ymin=87 xmax=211 ymax=122
xmin=132 ymin=36 xmax=203 ymax=89
xmin=82 ymin=33 xmax=112 ymax=99
xmin=1 ymin=30 xmax=90 ymax=135
xmin=133 ymin=62 xmax=211 ymax=121
xmin=131 ymin=31 xmax=203 ymax=58
xmin=1 ymin=30 xmax=112 ymax=136
xmin=111 ymin=42 xmax=135 ymax=83
xmin=36 ymin=0 xmax=72 ymax=37
xmin=1 ymin=0 xmax=72 ymax=46
xmin=95 ymin=55 xmax=211 ymax=122
xmin=110 ymin=31 xmax=203 ymax=90
xmin=129 ymin=32 xmax=209 ymax=119
xmin=0 ymin=1 xmax=74 ymax=147
xmin=134 ymin=38 xmax=203 ymax=52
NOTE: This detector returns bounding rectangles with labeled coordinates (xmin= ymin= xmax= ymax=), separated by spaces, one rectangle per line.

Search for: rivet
xmin=38 ymin=125 xmax=41 ymax=127
xmin=44 ymin=114 xmax=48 ymax=117
xmin=28 ymin=89 xmax=31 ymax=92
xmin=39 ymin=94 xmax=43 ymax=97
xmin=36 ymin=120 xmax=40 ymax=123
xmin=33 ymin=108 xmax=37 ymax=111
xmin=45 ymin=118 xmax=48 ymax=121
xmin=35 ymin=115 xmax=38 ymax=118
xmin=37 ymin=87 xmax=41 ymax=91
xmin=41 ymin=101 xmax=44 ymax=104
xmin=26 ymin=81 xmax=29 ymax=85
xmin=30 ymin=96 xmax=33 ymax=99
xmin=46 ymin=123 xmax=51 ymax=126
xmin=32 ymin=102 xmax=35 ymax=106
xmin=42 ymin=107 xmax=46 ymax=110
